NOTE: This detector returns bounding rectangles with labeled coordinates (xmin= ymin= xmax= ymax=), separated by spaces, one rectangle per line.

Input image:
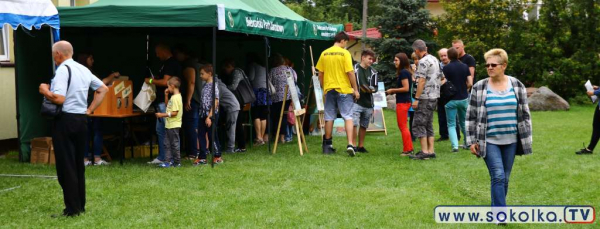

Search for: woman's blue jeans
xmin=484 ymin=142 xmax=517 ymax=206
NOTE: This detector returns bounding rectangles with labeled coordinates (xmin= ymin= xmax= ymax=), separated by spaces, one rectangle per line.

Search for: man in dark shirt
xmin=442 ymin=47 xmax=472 ymax=152
xmin=145 ymin=43 xmax=182 ymax=164
xmin=452 ymin=39 xmax=476 ymax=88
xmin=351 ymin=50 xmax=378 ymax=153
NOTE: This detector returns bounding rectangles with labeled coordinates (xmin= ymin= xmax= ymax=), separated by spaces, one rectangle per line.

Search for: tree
xmin=282 ymin=0 xmax=383 ymax=29
xmin=436 ymin=0 xmax=530 ymax=82
xmin=437 ymin=0 xmax=600 ymax=100
xmin=364 ymin=0 xmax=434 ymax=83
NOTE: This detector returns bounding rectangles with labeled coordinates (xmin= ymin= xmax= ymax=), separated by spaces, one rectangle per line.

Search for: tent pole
xmin=265 ymin=37 xmax=271 ymax=153
xmin=211 ymin=27 xmax=216 ymax=167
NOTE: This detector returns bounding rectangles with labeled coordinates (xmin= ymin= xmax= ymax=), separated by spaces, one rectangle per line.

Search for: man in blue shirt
xmin=39 ymin=40 xmax=108 ymax=217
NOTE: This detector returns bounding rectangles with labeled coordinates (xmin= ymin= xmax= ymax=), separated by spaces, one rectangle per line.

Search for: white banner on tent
xmin=217 ymin=4 xmax=226 ymax=30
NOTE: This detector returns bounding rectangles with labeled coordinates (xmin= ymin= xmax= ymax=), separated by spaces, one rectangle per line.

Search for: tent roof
xmin=1 ymin=0 xmax=60 ymax=31
xmin=58 ymin=0 xmax=342 ymax=40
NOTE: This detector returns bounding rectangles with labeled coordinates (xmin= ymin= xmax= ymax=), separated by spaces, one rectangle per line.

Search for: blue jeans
xmin=484 ymin=142 xmax=517 ymax=206
xmin=285 ymin=124 xmax=294 ymax=142
xmin=156 ymin=102 xmax=166 ymax=161
xmin=183 ymin=101 xmax=200 ymax=157
xmin=445 ymin=99 xmax=468 ymax=149
xmin=86 ymin=117 xmax=103 ymax=158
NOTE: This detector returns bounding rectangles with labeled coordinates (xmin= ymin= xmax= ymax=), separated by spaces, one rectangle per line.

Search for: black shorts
xmin=252 ymin=105 xmax=269 ymax=120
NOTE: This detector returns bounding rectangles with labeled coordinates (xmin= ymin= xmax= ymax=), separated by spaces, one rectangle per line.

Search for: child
xmin=156 ymin=77 xmax=183 ymax=167
xmin=194 ymin=64 xmax=222 ymax=165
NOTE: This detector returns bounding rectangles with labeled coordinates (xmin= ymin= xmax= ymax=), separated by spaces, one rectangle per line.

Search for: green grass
xmin=1 ymin=105 xmax=599 ymax=228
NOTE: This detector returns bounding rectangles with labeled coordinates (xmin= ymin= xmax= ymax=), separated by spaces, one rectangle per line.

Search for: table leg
xmin=129 ymin=117 xmax=134 ymax=158
xmin=121 ymin=118 xmax=125 ymax=165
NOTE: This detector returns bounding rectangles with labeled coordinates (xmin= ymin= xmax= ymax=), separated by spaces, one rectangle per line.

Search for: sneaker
xmin=322 ymin=144 xmax=336 ymax=154
xmin=575 ymin=148 xmax=593 ymax=155
xmin=461 ymin=145 xmax=470 ymax=150
xmin=84 ymin=160 xmax=93 ymax=166
xmin=234 ymin=148 xmax=247 ymax=153
xmin=409 ymin=151 xmax=436 ymax=160
xmin=158 ymin=162 xmax=171 ymax=168
xmin=400 ymin=151 xmax=414 ymax=157
xmin=186 ymin=155 xmax=197 ymax=161
xmin=213 ymin=157 xmax=223 ymax=164
xmin=347 ymin=145 xmax=356 ymax=157
xmin=193 ymin=158 xmax=207 ymax=166
xmin=94 ymin=160 xmax=110 ymax=166
xmin=452 ymin=148 xmax=459 ymax=153
xmin=172 ymin=163 xmax=181 ymax=167
xmin=147 ymin=158 xmax=164 ymax=164
xmin=435 ymin=137 xmax=449 ymax=142
xmin=223 ymin=148 xmax=235 ymax=154
xmin=356 ymin=147 xmax=369 ymax=153
xmin=253 ymin=140 xmax=265 ymax=146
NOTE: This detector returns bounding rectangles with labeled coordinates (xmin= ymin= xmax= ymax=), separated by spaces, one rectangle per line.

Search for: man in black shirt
xmin=145 ymin=43 xmax=182 ymax=164
xmin=452 ymin=39 xmax=476 ymax=89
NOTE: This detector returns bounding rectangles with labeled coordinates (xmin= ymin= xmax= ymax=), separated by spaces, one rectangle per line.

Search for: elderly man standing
xmin=410 ymin=39 xmax=443 ymax=160
xmin=437 ymin=48 xmax=451 ymax=142
xmin=39 ymin=41 xmax=108 ymax=217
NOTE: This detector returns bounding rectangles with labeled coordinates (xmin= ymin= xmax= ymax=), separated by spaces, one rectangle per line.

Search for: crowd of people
xmin=314 ymin=32 xmax=533 ymax=210
xmin=40 ymin=32 xmax=537 ymax=216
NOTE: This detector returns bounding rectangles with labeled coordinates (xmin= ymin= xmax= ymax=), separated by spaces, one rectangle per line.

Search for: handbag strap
xmin=65 ymin=65 xmax=72 ymax=93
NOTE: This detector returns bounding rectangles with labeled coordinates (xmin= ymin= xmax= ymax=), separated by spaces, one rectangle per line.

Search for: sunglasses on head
xmin=485 ymin=63 xmax=502 ymax=68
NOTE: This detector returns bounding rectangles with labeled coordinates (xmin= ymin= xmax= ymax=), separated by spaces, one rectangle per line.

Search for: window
xmin=0 ymin=24 xmax=9 ymax=61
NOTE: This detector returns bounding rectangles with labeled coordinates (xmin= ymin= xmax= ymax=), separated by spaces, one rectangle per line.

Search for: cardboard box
xmin=124 ymin=145 xmax=159 ymax=159
xmin=31 ymin=147 xmax=50 ymax=164
xmin=49 ymin=146 xmax=55 ymax=165
xmin=31 ymin=137 xmax=52 ymax=149
xmin=30 ymin=148 xmax=39 ymax=164
xmin=94 ymin=80 xmax=134 ymax=116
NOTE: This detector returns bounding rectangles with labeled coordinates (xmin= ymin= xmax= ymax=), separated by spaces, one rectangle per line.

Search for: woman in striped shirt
xmin=466 ymin=49 xmax=533 ymax=208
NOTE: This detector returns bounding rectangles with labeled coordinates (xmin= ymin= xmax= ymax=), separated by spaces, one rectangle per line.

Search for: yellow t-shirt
xmin=315 ymin=45 xmax=355 ymax=94
xmin=166 ymin=93 xmax=183 ymax=129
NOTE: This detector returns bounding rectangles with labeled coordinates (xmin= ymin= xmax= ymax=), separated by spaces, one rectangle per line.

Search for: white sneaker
xmin=147 ymin=158 xmax=164 ymax=164
xmin=94 ymin=160 xmax=110 ymax=166
xmin=84 ymin=160 xmax=93 ymax=166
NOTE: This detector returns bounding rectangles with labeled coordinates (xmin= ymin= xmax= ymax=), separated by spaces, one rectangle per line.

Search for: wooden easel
xmin=302 ymin=46 xmax=325 ymax=137
xmin=273 ymin=85 xmax=309 ymax=155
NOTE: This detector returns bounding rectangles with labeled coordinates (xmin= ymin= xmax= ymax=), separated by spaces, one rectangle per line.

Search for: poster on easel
xmin=367 ymin=82 xmax=388 ymax=134
xmin=373 ymin=82 xmax=387 ymax=108
xmin=367 ymin=108 xmax=387 ymax=134
xmin=312 ymin=75 xmax=324 ymax=111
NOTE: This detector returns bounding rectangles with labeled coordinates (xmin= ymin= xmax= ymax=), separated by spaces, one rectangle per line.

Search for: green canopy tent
xmin=16 ymin=0 xmax=342 ymax=161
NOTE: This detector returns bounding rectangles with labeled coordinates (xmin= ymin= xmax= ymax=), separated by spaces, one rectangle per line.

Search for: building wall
xmin=0 ymin=26 xmax=16 ymax=140
xmin=427 ymin=2 xmax=445 ymax=17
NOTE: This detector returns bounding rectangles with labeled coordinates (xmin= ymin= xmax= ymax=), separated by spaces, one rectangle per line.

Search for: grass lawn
xmin=1 ymin=105 xmax=599 ymax=228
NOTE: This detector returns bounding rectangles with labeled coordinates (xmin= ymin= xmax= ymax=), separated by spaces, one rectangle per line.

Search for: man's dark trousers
xmin=52 ymin=113 xmax=87 ymax=215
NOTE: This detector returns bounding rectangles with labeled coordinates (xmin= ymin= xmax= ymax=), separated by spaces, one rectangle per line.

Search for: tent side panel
xmin=15 ymin=26 xmax=53 ymax=161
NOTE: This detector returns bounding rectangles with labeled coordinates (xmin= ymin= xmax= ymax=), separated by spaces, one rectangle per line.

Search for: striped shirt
xmin=485 ymin=82 xmax=518 ymax=145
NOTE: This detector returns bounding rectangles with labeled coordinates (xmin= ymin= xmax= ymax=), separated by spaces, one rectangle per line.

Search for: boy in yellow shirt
xmin=156 ymin=77 xmax=183 ymax=167
xmin=316 ymin=32 xmax=360 ymax=156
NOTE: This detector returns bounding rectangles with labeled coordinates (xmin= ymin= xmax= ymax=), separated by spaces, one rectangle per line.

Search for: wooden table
xmin=88 ymin=112 xmax=154 ymax=165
